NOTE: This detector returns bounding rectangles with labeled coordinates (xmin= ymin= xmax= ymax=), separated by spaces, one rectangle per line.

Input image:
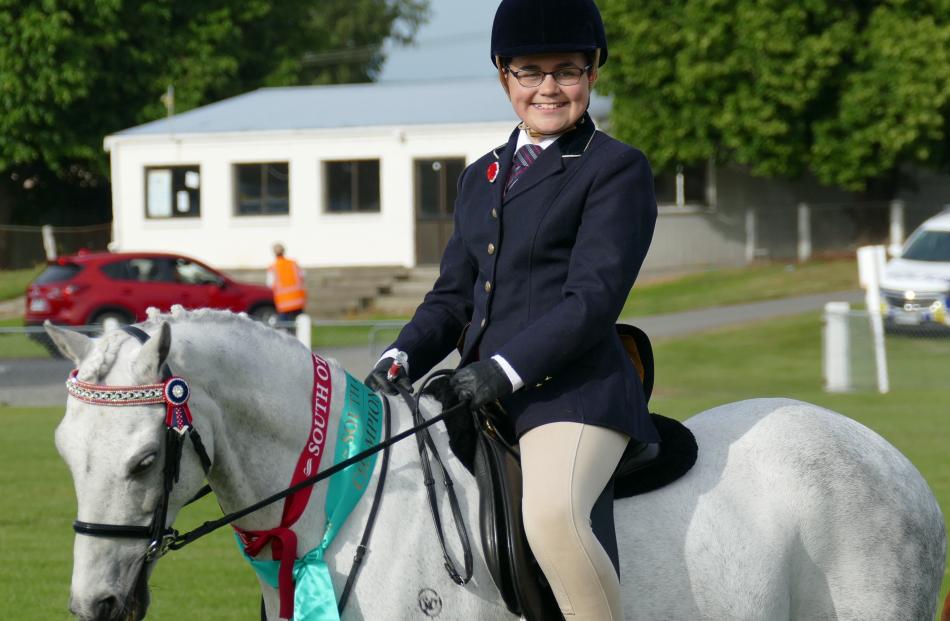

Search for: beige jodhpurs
xmin=520 ymin=422 xmax=629 ymax=620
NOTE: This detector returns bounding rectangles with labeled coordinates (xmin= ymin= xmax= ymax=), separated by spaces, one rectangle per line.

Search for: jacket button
xmin=487 ymin=243 xmax=495 ymax=255
xmin=491 ymin=208 xmax=498 ymax=219
xmin=484 ymin=281 xmax=492 ymax=293
xmin=480 ymin=318 xmax=486 ymax=328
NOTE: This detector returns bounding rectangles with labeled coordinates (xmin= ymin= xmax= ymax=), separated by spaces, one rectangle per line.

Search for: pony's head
xmin=47 ymin=320 xmax=207 ymax=621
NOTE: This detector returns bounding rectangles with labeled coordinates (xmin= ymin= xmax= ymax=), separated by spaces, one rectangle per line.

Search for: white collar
xmin=516 ymin=129 xmax=561 ymax=152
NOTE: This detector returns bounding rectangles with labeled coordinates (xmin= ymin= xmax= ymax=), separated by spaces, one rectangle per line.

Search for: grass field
xmin=1 ymin=310 xmax=947 ymax=619
xmin=0 ymin=265 xmax=42 ymax=301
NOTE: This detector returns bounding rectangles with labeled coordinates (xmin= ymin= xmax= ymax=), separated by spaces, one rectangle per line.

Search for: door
xmin=414 ymin=158 xmax=465 ymax=265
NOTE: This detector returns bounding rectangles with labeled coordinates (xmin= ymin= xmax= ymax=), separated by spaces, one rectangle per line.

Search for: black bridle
xmin=67 ymin=325 xmax=473 ymax=613
xmin=70 ymin=325 xmax=212 ymax=563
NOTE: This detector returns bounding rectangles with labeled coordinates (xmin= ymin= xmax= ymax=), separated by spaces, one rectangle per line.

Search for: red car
xmin=25 ymin=251 xmax=276 ymax=327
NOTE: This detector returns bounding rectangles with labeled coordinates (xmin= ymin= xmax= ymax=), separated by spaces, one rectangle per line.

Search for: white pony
xmin=47 ymin=308 xmax=946 ymax=621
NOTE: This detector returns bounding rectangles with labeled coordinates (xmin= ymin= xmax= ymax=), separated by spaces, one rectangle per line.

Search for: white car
xmin=880 ymin=210 xmax=950 ymax=327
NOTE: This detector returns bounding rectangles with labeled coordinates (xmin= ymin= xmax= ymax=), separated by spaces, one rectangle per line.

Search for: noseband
xmin=67 ymin=326 xmax=212 ymax=563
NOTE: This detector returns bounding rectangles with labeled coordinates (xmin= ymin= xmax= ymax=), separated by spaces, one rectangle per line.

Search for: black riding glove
xmin=364 ymin=355 xmax=412 ymax=395
xmin=450 ymin=359 xmax=512 ymax=409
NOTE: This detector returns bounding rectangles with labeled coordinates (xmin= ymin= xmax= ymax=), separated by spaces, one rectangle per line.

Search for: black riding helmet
xmin=490 ymin=0 xmax=608 ymax=67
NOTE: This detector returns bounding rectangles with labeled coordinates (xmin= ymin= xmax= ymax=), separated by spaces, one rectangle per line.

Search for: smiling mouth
xmin=532 ymin=102 xmax=567 ymax=110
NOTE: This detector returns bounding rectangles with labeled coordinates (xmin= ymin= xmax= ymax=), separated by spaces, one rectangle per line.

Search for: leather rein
xmin=66 ymin=326 xmax=473 ymax=612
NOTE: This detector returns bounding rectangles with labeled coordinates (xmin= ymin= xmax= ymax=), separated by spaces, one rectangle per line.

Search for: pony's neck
xmin=165 ymin=317 xmax=327 ymax=535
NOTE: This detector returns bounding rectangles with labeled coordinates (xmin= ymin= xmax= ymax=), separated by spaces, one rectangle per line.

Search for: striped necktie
xmin=505 ymin=144 xmax=544 ymax=195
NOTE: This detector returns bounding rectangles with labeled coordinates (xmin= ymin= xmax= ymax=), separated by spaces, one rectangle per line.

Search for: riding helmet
xmin=490 ymin=0 xmax=608 ymax=67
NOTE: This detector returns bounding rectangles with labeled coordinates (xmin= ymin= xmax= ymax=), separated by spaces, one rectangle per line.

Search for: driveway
xmin=0 ymin=289 xmax=864 ymax=407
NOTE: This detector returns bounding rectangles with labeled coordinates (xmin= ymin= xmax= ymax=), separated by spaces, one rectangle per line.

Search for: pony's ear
xmin=44 ymin=321 xmax=92 ymax=365
xmin=131 ymin=322 xmax=171 ymax=382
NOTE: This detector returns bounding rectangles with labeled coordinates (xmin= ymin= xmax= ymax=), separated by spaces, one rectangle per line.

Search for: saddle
xmin=467 ymin=324 xmax=698 ymax=620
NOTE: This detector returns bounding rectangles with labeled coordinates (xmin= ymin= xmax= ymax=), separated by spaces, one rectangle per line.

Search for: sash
xmin=238 ymin=371 xmax=383 ymax=620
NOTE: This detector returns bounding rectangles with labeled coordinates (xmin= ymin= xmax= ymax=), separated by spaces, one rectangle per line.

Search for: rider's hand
xmin=450 ymin=359 xmax=512 ymax=409
xmin=364 ymin=354 xmax=412 ymax=395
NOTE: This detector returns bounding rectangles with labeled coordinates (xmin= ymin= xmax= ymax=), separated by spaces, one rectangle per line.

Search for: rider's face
xmin=504 ymin=52 xmax=597 ymax=140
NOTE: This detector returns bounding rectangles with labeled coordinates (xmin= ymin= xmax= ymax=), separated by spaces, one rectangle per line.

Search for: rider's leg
xmin=520 ymin=422 xmax=629 ymax=620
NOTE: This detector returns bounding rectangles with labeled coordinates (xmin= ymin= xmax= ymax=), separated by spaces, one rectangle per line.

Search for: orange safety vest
xmin=269 ymin=257 xmax=306 ymax=313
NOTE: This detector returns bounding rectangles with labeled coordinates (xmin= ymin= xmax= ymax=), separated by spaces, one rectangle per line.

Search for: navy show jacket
xmin=393 ymin=113 xmax=659 ymax=442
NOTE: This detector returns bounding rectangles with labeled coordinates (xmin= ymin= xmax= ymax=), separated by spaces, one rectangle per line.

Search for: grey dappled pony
xmin=47 ymin=308 xmax=946 ymax=620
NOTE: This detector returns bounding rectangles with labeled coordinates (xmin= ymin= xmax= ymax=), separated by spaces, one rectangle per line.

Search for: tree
xmin=0 ymin=0 xmax=428 ymax=225
xmin=599 ymin=0 xmax=950 ymax=196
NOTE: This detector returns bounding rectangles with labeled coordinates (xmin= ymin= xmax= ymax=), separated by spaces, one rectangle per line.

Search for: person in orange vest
xmin=266 ymin=243 xmax=307 ymax=325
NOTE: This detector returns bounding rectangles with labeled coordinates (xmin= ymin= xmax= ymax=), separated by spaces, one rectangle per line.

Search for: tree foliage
xmin=0 ymin=0 xmax=427 ymax=223
xmin=599 ymin=0 xmax=950 ymax=194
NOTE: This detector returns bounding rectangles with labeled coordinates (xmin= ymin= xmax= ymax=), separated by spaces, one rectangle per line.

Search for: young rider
xmin=367 ymin=1 xmax=658 ymax=617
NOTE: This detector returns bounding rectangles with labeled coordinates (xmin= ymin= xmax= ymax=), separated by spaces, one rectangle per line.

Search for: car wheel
xmin=90 ymin=310 xmax=134 ymax=327
xmin=249 ymin=304 xmax=277 ymax=325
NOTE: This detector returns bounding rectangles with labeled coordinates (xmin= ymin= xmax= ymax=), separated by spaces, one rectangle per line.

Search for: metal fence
xmin=823 ymin=306 xmax=949 ymax=393
xmin=0 ymin=223 xmax=111 ymax=269
xmin=644 ymin=200 xmax=947 ymax=275
xmin=0 ymin=317 xmax=408 ymax=363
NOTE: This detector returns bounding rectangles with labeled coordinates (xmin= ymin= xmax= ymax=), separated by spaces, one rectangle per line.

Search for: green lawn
xmin=0 ymin=265 xmax=42 ymax=301
xmin=2 ymin=311 xmax=947 ymax=618
xmin=0 ymin=317 xmax=51 ymax=357
xmin=623 ymin=258 xmax=859 ymax=316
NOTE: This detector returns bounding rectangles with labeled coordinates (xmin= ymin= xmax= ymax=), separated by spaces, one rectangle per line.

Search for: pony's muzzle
xmin=69 ymin=590 xmax=123 ymax=621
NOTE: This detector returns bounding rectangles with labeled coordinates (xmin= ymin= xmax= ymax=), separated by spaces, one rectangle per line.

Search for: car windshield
xmin=902 ymin=230 xmax=950 ymax=262
xmin=33 ymin=263 xmax=82 ymax=284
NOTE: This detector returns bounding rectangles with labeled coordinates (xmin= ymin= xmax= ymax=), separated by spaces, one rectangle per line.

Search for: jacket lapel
xmin=503 ymin=113 xmax=597 ymax=204
xmin=492 ymin=128 xmax=519 ymax=215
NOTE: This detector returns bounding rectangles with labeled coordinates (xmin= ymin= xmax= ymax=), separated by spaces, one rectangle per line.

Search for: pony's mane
xmin=78 ymin=306 xmax=296 ymax=381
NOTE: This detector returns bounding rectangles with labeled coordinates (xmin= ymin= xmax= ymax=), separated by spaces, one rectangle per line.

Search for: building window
xmin=325 ymin=160 xmax=380 ymax=213
xmin=234 ymin=163 xmax=289 ymax=215
xmin=145 ymin=166 xmax=201 ymax=218
xmin=415 ymin=158 xmax=464 ymax=218
xmin=654 ymin=163 xmax=707 ymax=206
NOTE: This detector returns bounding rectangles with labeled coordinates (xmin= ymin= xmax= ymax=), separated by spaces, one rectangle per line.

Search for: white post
xmin=857 ymin=245 xmax=890 ymax=393
xmin=888 ymin=200 xmax=905 ymax=257
xmin=295 ymin=314 xmax=312 ymax=350
xmin=797 ymin=202 xmax=812 ymax=263
xmin=41 ymin=224 xmax=57 ymax=260
xmin=675 ymin=168 xmax=685 ymax=208
xmin=745 ymin=208 xmax=757 ymax=263
xmin=823 ymin=302 xmax=851 ymax=393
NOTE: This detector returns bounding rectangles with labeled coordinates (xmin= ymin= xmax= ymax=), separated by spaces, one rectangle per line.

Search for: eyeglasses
xmin=505 ymin=65 xmax=592 ymax=88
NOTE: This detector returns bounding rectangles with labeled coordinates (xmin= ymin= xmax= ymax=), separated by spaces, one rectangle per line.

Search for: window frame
xmin=323 ymin=159 xmax=382 ymax=214
xmin=232 ymin=162 xmax=291 ymax=217
xmin=413 ymin=157 xmax=466 ymax=220
xmin=144 ymin=165 xmax=202 ymax=219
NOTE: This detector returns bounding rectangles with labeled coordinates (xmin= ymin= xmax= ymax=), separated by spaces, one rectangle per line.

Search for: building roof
xmin=111 ymin=77 xmax=611 ymax=137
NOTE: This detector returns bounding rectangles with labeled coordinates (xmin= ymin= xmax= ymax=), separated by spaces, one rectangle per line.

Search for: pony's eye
xmin=131 ymin=453 xmax=157 ymax=476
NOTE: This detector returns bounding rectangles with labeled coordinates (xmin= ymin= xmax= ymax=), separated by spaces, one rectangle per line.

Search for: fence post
xmin=857 ymin=245 xmax=890 ymax=394
xmin=823 ymin=302 xmax=851 ymax=392
xmin=797 ymin=202 xmax=811 ymax=263
xmin=42 ymin=225 xmax=57 ymax=260
xmin=745 ymin=208 xmax=757 ymax=264
xmin=888 ymin=199 xmax=905 ymax=257
xmin=295 ymin=314 xmax=312 ymax=350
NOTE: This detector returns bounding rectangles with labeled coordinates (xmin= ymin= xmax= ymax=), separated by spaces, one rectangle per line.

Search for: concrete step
xmin=370 ymin=296 xmax=424 ymax=316
xmin=401 ymin=267 xmax=440 ymax=284
xmin=388 ymin=281 xmax=435 ymax=296
xmin=367 ymin=266 xmax=443 ymax=316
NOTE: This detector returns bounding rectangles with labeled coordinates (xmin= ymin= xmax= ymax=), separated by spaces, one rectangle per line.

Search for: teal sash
xmin=238 ymin=373 xmax=384 ymax=620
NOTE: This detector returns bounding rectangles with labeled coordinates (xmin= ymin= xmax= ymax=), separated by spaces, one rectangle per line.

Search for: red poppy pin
xmin=487 ymin=161 xmax=499 ymax=183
